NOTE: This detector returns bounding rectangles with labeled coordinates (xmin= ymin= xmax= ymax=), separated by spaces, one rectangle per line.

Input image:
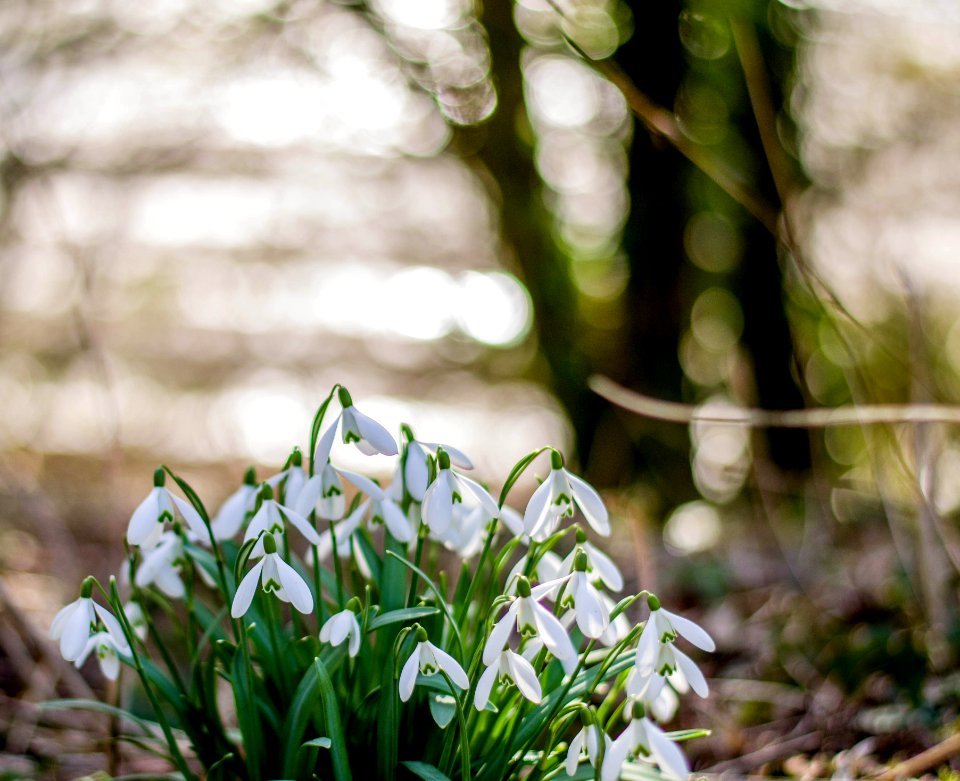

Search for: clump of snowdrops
xmin=50 ymin=386 xmax=714 ymax=781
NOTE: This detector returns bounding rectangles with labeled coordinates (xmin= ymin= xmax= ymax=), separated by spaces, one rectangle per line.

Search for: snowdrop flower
xmin=399 ymin=627 xmax=469 ymax=702
xmin=74 ymin=631 xmax=125 ymax=681
xmin=319 ymin=598 xmax=363 ymax=658
xmin=210 ymin=467 xmax=258 ymax=540
xmin=601 ymin=699 xmax=689 ymax=781
xmin=597 ymin=591 xmax=632 ymax=647
xmin=422 ymin=449 xmax=499 ymax=536
xmin=266 ymin=451 xmax=309 ymax=508
xmin=127 ymin=469 xmax=207 ymax=549
xmin=313 ymin=387 xmax=398 ymax=464
xmin=524 ymin=451 xmax=609 ymax=539
xmin=557 ymin=528 xmax=623 ymax=592
xmin=430 ymin=504 xmax=489 ymax=559
xmin=632 ymin=638 xmax=709 ymax=698
xmin=368 ymin=492 xmax=416 ymax=544
xmin=483 ymin=576 xmax=576 ymax=666
xmin=558 ymin=550 xmax=610 ymax=639
xmin=124 ymin=601 xmax=148 ymax=641
xmin=135 ymin=530 xmax=186 ymax=599
xmin=474 ymin=648 xmax=541 ymax=710
xmin=402 ymin=431 xmax=474 ymax=502
xmin=244 ymin=484 xmax=322 ymax=557
xmin=231 ymin=533 xmax=313 ymax=618
xmin=50 ymin=579 xmax=129 ymax=663
xmin=506 ymin=550 xmax=564 ymax=598
xmin=627 ymin=666 xmax=682 ymax=722
xmin=566 ymin=723 xmax=608 ymax=777
xmin=635 ymin=596 xmax=715 ymax=678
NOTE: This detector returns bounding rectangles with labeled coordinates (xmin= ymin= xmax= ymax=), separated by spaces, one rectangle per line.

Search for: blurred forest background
xmin=2 ymin=0 xmax=960 ymax=777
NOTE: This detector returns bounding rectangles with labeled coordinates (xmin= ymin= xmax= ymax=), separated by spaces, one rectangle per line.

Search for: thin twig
xmin=591 ymin=375 xmax=960 ymax=428
xmin=874 ymin=731 xmax=960 ymax=781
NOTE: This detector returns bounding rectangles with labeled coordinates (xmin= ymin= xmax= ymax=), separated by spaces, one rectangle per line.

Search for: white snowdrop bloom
xmin=124 ymin=601 xmax=148 ymax=641
xmin=422 ymin=449 xmax=499 ymax=536
xmin=135 ymin=531 xmax=186 ymax=599
xmin=626 ymin=667 xmax=682 ymax=722
xmin=295 ymin=463 xmax=346 ymax=521
xmin=398 ymin=629 xmax=469 ymax=702
xmin=505 ymin=550 xmax=564 ymax=599
xmin=244 ymin=484 xmax=322 ymax=557
xmin=319 ymin=600 xmax=363 ymax=658
xmin=635 ymin=598 xmax=715 ymax=678
xmin=601 ymin=701 xmax=690 ymax=781
xmin=523 ymin=451 xmax=609 ymax=539
xmin=566 ymin=723 xmax=608 ymax=777
xmin=369 ymin=493 xmax=416 ymax=544
xmin=231 ymin=534 xmax=313 ymax=618
xmin=558 ymin=553 xmax=610 ymax=639
xmin=210 ymin=469 xmax=258 ymax=540
xmin=557 ymin=533 xmax=623 ymax=592
xmin=597 ymin=591 xmax=632 ymax=647
xmin=632 ymin=637 xmax=709 ymax=698
xmin=74 ymin=631 xmax=125 ymax=681
xmin=483 ymin=576 xmax=576 ymax=666
xmin=127 ymin=469 xmax=207 ymax=549
xmin=403 ymin=436 xmax=474 ymax=502
xmin=50 ymin=583 xmax=129 ymax=663
xmin=313 ymin=387 xmax=398 ymax=464
xmin=431 ymin=504 xmax=488 ymax=559
xmin=473 ymin=648 xmax=541 ymax=710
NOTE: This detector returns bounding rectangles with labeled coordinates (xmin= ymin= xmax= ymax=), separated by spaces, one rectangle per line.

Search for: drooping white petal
xmin=398 ymin=644 xmax=421 ymax=702
xmin=457 ymin=474 xmax=499 ymax=520
xmin=532 ymin=602 xmax=577 ymax=661
xmin=378 ymin=499 xmax=415 ymax=543
xmin=279 ymin=505 xmax=322 ymax=545
xmin=275 ymin=556 xmax=314 ymax=614
xmin=347 ymin=617 xmax=361 ymax=657
xmin=584 ymin=542 xmax=623 ymax=591
xmin=127 ymin=489 xmax=164 ymax=547
xmin=572 ymin=574 xmax=608 ymax=639
xmin=428 ymin=643 xmax=468 ymax=690
xmin=473 ymin=660 xmax=499 ymax=710
xmin=231 ymin=559 xmax=266 ymax=618
xmin=499 ymin=504 xmax=525 ymax=539
xmin=404 ymin=442 xmax=430 ymax=502
xmin=483 ymin=602 xmax=520 ymax=665
xmin=98 ymin=639 xmax=121 ymax=680
xmin=566 ymin=471 xmax=610 ymax=536
xmin=660 ymin=608 xmax=715 ymax=652
xmin=61 ymin=599 xmax=95 ymax=662
xmin=523 ymin=473 xmax=557 ymax=536
xmin=211 ymin=485 xmax=256 ymax=539
xmin=634 ymin=620 xmax=660 ymax=677
xmin=50 ymin=600 xmax=78 ymax=642
xmin=244 ymin=503 xmax=273 ymax=543
xmin=343 ymin=406 xmax=398 ymax=456
xmin=313 ymin=417 xmax=340 ymax=467
xmin=673 ymin=646 xmax=708 ymax=697
xmin=427 ymin=442 xmax=474 ymax=470
xmin=566 ymin=728 xmax=586 ymax=776
xmin=600 ymin=730 xmax=633 ymax=781
xmin=170 ymin=494 xmax=208 ymax=540
xmin=422 ymin=470 xmax=455 ymax=534
xmin=154 ymin=567 xmax=186 ymax=599
xmin=293 ymin=475 xmax=324 ymax=519
xmin=505 ymin=651 xmax=541 ymax=703
xmin=336 ymin=468 xmax=386 ymax=501
xmin=91 ymin=600 xmax=130 ymax=654
xmin=642 ymin=718 xmax=690 ymax=781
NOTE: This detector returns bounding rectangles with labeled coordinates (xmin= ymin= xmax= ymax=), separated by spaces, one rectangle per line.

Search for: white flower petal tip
xmin=341 ymin=403 xmax=398 ymax=457
xmin=319 ymin=609 xmax=363 ymax=658
xmin=399 ymin=638 xmax=467 ymax=702
xmin=522 ymin=463 xmax=610 ymax=539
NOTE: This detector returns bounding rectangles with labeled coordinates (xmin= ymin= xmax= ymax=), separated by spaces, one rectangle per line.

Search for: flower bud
xmin=153 ymin=468 xmax=165 ymax=487
xmin=345 ymin=596 xmax=362 ymax=613
xmin=550 ymin=449 xmax=564 ymax=470
xmin=337 ymin=386 xmax=353 ymax=408
xmin=414 ymin=624 xmax=428 ymax=643
xmin=574 ymin=548 xmax=589 ymax=572
xmin=647 ymin=594 xmax=661 ymax=611
xmin=575 ymin=526 xmax=587 ymax=544
xmin=80 ymin=576 xmax=95 ymax=599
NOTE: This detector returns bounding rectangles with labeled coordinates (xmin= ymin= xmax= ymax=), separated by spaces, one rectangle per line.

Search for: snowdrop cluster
xmin=49 ymin=385 xmax=714 ymax=781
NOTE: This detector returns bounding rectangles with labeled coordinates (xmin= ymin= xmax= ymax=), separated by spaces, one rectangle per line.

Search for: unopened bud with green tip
xmin=337 ymin=387 xmax=353 ymax=408
xmin=516 ymin=575 xmax=532 ymax=598
xmin=153 ymin=468 xmax=165 ymax=488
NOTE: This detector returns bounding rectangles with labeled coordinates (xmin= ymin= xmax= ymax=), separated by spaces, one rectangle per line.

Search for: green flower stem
xmin=108 ymin=579 xmax=198 ymax=781
xmin=439 ymin=670 xmax=472 ymax=781
xmin=129 ymin=579 xmax=187 ymax=696
xmin=455 ymin=519 xmax=497 ymax=629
